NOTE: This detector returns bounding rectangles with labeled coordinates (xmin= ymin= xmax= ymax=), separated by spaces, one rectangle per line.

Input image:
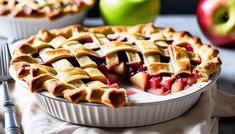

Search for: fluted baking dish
xmin=0 ymin=10 xmax=87 ymax=41
xmin=9 ymin=40 xmax=220 ymax=127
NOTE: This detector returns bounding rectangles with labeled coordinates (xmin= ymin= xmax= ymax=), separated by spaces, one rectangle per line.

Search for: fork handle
xmin=4 ymin=106 xmax=22 ymax=134
xmin=2 ymin=81 xmax=22 ymax=134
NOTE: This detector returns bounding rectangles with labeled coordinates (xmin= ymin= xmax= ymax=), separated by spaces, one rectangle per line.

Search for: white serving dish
xmin=0 ymin=10 xmax=87 ymax=41
xmin=9 ymin=41 xmax=220 ymax=127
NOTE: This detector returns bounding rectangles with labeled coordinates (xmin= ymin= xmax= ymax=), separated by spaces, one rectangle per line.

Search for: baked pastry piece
xmin=11 ymin=23 xmax=221 ymax=108
xmin=0 ymin=0 xmax=95 ymax=20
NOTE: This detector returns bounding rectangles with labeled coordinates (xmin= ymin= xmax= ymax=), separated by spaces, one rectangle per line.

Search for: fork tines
xmin=0 ymin=41 xmax=12 ymax=80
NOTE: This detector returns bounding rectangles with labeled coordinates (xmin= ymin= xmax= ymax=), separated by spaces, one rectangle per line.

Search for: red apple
xmin=197 ymin=0 xmax=235 ymax=47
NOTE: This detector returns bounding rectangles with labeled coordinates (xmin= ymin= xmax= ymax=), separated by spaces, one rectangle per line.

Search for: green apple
xmin=99 ymin=0 xmax=160 ymax=26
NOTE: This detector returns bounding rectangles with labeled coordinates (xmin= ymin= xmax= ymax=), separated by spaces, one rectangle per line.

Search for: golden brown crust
xmin=63 ymin=88 xmax=87 ymax=103
xmin=0 ymin=0 xmax=95 ymax=20
xmin=11 ymin=23 xmax=221 ymax=108
xmin=12 ymin=62 xmax=127 ymax=108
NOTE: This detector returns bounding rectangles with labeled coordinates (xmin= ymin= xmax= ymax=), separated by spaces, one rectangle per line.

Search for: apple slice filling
xmin=147 ymin=73 xmax=198 ymax=95
xmin=163 ymin=90 xmax=171 ymax=96
xmin=159 ymin=76 xmax=176 ymax=90
xmin=100 ymin=57 xmax=199 ymax=95
xmin=130 ymin=72 xmax=149 ymax=90
xmin=171 ymin=78 xmax=187 ymax=93
xmin=99 ymin=64 xmax=122 ymax=84
xmin=99 ymin=60 xmax=199 ymax=95
xmin=149 ymin=76 xmax=162 ymax=90
xmin=107 ymin=34 xmax=119 ymax=41
xmin=110 ymin=62 xmax=127 ymax=75
xmin=93 ymin=41 xmax=202 ymax=95
xmin=107 ymin=34 xmax=128 ymax=42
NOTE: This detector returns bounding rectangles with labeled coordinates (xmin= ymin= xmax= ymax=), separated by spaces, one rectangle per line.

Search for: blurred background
xmin=88 ymin=0 xmax=199 ymax=17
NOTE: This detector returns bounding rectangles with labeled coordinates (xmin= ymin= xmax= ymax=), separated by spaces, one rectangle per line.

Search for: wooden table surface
xmin=85 ymin=15 xmax=235 ymax=134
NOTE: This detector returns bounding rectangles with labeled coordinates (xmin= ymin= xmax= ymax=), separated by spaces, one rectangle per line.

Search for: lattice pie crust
xmin=11 ymin=23 xmax=221 ymax=108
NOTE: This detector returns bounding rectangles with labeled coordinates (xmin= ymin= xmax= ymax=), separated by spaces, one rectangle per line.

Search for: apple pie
xmin=0 ymin=0 xmax=95 ymax=20
xmin=11 ymin=23 xmax=221 ymax=108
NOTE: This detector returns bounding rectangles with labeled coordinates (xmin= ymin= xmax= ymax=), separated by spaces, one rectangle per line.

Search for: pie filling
xmin=11 ymin=23 xmax=221 ymax=108
xmin=67 ymin=34 xmax=203 ymax=96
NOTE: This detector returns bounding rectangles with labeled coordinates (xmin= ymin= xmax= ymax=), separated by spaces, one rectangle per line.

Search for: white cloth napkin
xmin=1 ymin=81 xmax=235 ymax=134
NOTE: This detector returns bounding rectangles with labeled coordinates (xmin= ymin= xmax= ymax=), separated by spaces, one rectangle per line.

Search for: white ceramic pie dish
xmin=10 ymin=63 xmax=221 ymax=127
xmin=0 ymin=10 xmax=87 ymax=41
xmin=9 ymin=40 xmax=221 ymax=127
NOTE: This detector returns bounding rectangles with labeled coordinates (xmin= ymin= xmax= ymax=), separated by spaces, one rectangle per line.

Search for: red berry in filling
xmin=182 ymin=43 xmax=193 ymax=52
xmin=79 ymin=37 xmax=93 ymax=44
xmin=86 ymin=37 xmax=93 ymax=43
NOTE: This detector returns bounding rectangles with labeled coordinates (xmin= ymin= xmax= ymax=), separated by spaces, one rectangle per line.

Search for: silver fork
xmin=0 ymin=41 xmax=22 ymax=134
